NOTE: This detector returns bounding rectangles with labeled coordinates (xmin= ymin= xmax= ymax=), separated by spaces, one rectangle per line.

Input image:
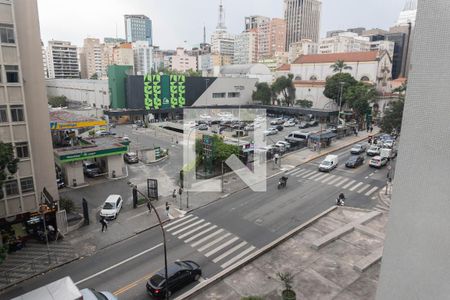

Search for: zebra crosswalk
xmin=285 ymin=167 xmax=380 ymax=197
xmin=164 ymin=215 xmax=257 ymax=269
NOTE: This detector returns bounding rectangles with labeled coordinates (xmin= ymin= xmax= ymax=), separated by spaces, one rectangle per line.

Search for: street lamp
xmin=127 ymin=182 xmax=169 ymax=300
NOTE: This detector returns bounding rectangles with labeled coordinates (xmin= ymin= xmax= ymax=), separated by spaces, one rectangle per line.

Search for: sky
xmin=37 ymin=0 xmax=406 ymax=49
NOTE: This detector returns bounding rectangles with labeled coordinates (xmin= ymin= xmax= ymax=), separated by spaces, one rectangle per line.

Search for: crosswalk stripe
xmin=204 ymin=237 xmax=239 ymax=257
xmin=365 ymin=187 xmax=378 ymax=196
xmin=314 ymin=173 xmax=329 ymax=181
xmin=171 ymin=220 xmax=205 ymax=235
xmin=301 ymin=170 xmax=316 ymax=178
xmin=294 ymin=169 xmax=310 ymax=177
xmin=164 ymin=214 xmax=193 ymax=229
xmin=191 ymin=229 xmax=224 ymax=247
xmin=166 ymin=216 xmax=199 ymax=232
xmin=328 ymin=176 xmax=343 ymax=185
xmin=286 ymin=168 xmax=300 ymax=175
xmin=212 ymin=241 xmax=248 ymax=263
xmin=350 ymin=182 xmax=364 ymax=191
xmin=358 ymin=184 xmax=371 ymax=194
xmin=307 ymin=172 xmax=323 ymax=180
xmin=290 ymin=169 xmax=304 ymax=176
xmin=343 ymin=179 xmax=356 ymax=189
xmin=198 ymin=233 xmax=232 ymax=252
xmin=334 ymin=178 xmax=349 ymax=187
xmin=178 ymin=222 xmax=211 ymax=239
xmin=220 ymin=246 xmax=256 ymax=269
xmin=322 ymin=175 xmax=336 ymax=183
xmin=185 ymin=225 xmax=218 ymax=243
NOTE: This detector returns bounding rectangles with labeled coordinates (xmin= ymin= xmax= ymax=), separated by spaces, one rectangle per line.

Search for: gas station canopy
xmin=49 ymin=110 xmax=107 ymax=130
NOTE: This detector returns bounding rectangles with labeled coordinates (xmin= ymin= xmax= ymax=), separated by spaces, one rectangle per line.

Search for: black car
xmin=124 ymin=152 xmax=139 ymax=164
xmin=147 ymin=260 xmax=202 ymax=298
xmin=275 ymin=125 xmax=284 ymax=131
xmin=345 ymin=155 xmax=364 ymax=168
xmin=83 ymin=162 xmax=101 ymax=177
xmin=307 ymin=120 xmax=318 ymax=127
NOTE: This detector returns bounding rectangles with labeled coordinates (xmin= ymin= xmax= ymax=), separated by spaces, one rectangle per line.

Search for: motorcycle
xmin=336 ymin=193 xmax=345 ymax=206
xmin=278 ymin=176 xmax=288 ymax=189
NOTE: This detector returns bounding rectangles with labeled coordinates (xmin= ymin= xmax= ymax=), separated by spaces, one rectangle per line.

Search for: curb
xmin=175 ymin=206 xmax=338 ymax=300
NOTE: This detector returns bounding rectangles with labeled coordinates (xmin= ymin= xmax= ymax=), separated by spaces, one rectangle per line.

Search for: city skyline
xmin=38 ymin=0 xmax=405 ymax=49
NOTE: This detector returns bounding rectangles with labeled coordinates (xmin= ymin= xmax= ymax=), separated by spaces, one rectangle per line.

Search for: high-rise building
xmin=124 ymin=14 xmax=153 ymax=45
xmin=288 ymin=39 xmax=318 ymax=63
xmin=396 ymin=0 xmax=417 ymax=26
xmin=318 ymin=32 xmax=371 ymax=54
xmin=326 ymin=30 xmax=345 ymax=38
xmin=132 ymin=41 xmax=153 ymax=75
xmin=0 ymin=0 xmax=58 ymax=221
xmin=211 ymin=0 xmax=234 ymax=60
xmin=269 ymin=18 xmax=287 ymax=57
xmin=164 ymin=48 xmax=197 ymax=73
xmin=79 ymin=38 xmax=104 ymax=79
xmin=47 ymin=40 xmax=80 ymax=79
xmin=104 ymin=37 xmax=126 ymax=44
xmin=234 ymin=31 xmax=258 ymax=65
xmin=347 ymin=27 xmax=366 ymax=36
xmin=41 ymin=41 xmax=48 ymax=78
xmin=284 ymin=0 xmax=322 ymax=49
xmin=245 ymin=16 xmax=271 ymax=60
xmin=112 ymin=43 xmax=134 ymax=67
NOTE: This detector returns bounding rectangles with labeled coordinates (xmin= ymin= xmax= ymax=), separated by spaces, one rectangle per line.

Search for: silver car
xmin=80 ymin=288 xmax=117 ymax=300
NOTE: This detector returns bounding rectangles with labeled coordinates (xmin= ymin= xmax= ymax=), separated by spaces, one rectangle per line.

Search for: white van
xmin=319 ymin=155 xmax=339 ymax=172
xmin=285 ymin=131 xmax=310 ymax=143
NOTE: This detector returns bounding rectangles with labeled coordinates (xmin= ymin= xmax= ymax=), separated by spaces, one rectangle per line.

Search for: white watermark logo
xmin=182 ymin=108 xmax=267 ymax=192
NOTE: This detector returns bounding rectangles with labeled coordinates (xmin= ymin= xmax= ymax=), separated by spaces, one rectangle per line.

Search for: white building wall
xmin=192 ymin=78 xmax=258 ymax=106
xmin=234 ymin=31 xmax=257 ymax=64
xmin=133 ymin=41 xmax=153 ymax=75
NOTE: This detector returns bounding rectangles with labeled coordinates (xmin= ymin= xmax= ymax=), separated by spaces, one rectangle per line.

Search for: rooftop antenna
xmin=115 ymin=22 xmax=118 ymax=39
xmin=203 ymin=25 xmax=206 ymax=44
xmin=216 ymin=0 xmax=226 ymax=31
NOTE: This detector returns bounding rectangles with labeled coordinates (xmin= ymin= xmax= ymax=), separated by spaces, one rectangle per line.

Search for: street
xmin=1 ymin=139 xmax=393 ymax=299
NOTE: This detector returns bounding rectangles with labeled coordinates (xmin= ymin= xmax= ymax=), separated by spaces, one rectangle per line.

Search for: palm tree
xmin=330 ymin=60 xmax=352 ymax=73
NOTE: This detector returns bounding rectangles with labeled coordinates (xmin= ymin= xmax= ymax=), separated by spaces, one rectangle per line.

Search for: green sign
xmin=57 ymin=146 xmax=128 ymax=163
xmin=154 ymin=147 xmax=161 ymax=159
xmin=144 ymin=74 xmax=186 ymax=110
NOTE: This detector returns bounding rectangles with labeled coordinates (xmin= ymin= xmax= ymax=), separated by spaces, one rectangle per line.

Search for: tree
xmin=0 ymin=142 xmax=19 ymax=197
xmin=272 ymin=74 xmax=296 ymax=106
xmin=344 ymin=83 xmax=376 ymax=129
xmin=296 ymin=99 xmax=313 ymax=108
xmin=252 ymin=82 xmax=272 ymax=105
xmin=323 ymin=73 xmax=358 ymax=106
xmin=48 ymin=95 xmax=67 ymax=108
xmin=89 ymin=73 xmax=99 ymax=80
xmin=330 ymin=60 xmax=352 ymax=73
xmin=381 ymin=98 xmax=404 ymax=134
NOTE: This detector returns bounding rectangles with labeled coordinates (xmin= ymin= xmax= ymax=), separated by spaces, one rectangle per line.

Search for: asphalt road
xmin=2 ymin=138 xmax=392 ymax=300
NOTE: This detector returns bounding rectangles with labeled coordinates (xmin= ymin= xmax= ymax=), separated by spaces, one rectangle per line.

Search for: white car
xmin=276 ymin=141 xmax=291 ymax=149
xmin=100 ymin=195 xmax=123 ymax=220
xmin=369 ymin=156 xmax=388 ymax=168
xmin=264 ymin=128 xmax=278 ymax=136
xmin=383 ymin=139 xmax=395 ymax=148
xmin=366 ymin=145 xmax=381 ymax=156
xmin=283 ymin=121 xmax=296 ymax=127
xmin=80 ymin=288 xmax=117 ymax=300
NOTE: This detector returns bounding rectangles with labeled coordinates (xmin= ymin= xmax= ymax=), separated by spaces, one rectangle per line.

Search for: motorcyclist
xmin=337 ymin=193 xmax=345 ymax=206
xmin=278 ymin=176 xmax=288 ymax=189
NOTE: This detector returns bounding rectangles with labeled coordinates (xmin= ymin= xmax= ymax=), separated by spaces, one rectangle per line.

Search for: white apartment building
xmin=79 ymin=38 xmax=104 ymax=79
xmin=318 ymin=32 xmax=371 ymax=54
xmin=288 ymin=39 xmax=318 ymax=63
xmin=112 ymin=43 xmax=134 ymax=66
xmin=245 ymin=15 xmax=271 ymax=60
xmin=165 ymin=47 xmax=197 ymax=73
xmin=47 ymin=40 xmax=80 ymax=79
xmin=132 ymin=41 xmax=153 ymax=75
xmin=211 ymin=31 xmax=235 ymax=57
xmin=234 ymin=31 xmax=258 ymax=65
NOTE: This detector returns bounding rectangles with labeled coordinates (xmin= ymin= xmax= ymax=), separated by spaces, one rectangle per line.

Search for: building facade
xmin=124 ymin=14 xmax=152 ymax=45
xmin=245 ymin=15 xmax=271 ymax=60
xmin=46 ymin=40 xmax=79 ymax=79
xmin=0 ymin=0 xmax=58 ymax=220
xmin=269 ymin=18 xmax=287 ymax=57
xmin=211 ymin=0 xmax=234 ymax=59
xmin=132 ymin=41 xmax=153 ymax=75
xmin=284 ymin=0 xmax=322 ymax=48
xmin=234 ymin=31 xmax=258 ymax=65
xmin=165 ymin=47 xmax=197 ymax=73
xmin=79 ymin=38 xmax=104 ymax=79
xmin=318 ymin=32 xmax=371 ymax=54
xmin=112 ymin=42 xmax=134 ymax=67
xmin=220 ymin=64 xmax=272 ymax=84
xmin=288 ymin=39 xmax=318 ymax=63
xmin=396 ymin=0 xmax=417 ymax=26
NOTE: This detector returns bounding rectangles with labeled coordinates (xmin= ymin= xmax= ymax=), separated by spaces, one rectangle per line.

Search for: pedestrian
xmin=146 ymin=201 xmax=152 ymax=215
xmin=165 ymin=202 xmax=170 ymax=218
xmin=370 ymin=126 xmax=373 ymax=133
xmin=100 ymin=217 xmax=108 ymax=232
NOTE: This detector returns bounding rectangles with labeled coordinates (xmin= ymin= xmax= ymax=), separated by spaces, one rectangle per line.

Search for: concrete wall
xmin=63 ymin=161 xmax=85 ymax=187
xmin=376 ymin=1 xmax=450 ymax=299
xmin=105 ymin=155 xmax=125 ymax=178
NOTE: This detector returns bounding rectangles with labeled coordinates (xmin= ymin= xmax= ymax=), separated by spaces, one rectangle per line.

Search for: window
xmin=228 ymin=92 xmax=240 ymax=98
xmin=5 ymin=180 xmax=18 ymax=196
xmin=361 ymin=76 xmax=370 ymax=82
xmin=10 ymin=105 xmax=24 ymax=122
xmin=212 ymin=93 xmax=226 ymax=98
xmin=0 ymin=24 xmax=15 ymax=44
xmin=294 ymin=75 xmax=302 ymax=81
xmin=20 ymin=177 xmax=34 ymax=193
xmin=0 ymin=105 xmax=7 ymax=123
xmin=15 ymin=142 xmax=29 ymax=158
xmin=5 ymin=65 xmax=19 ymax=83
xmin=310 ymin=75 xmax=318 ymax=81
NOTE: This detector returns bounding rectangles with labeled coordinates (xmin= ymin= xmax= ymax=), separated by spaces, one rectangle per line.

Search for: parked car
xmin=383 ymin=139 xmax=395 ymax=148
xmin=272 ymin=144 xmax=286 ymax=154
xmin=270 ymin=118 xmax=284 ymax=125
xmin=345 ymin=155 xmax=365 ymax=168
xmin=83 ymin=162 xmax=101 ymax=178
xmin=56 ymin=178 xmax=65 ymax=189
xmin=264 ymin=128 xmax=278 ymax=136
xmin=380 ymin=148 xmax=397 ymax=160
xmin=124 ymin=152 xmax=139 ymax=164
xmin=100 ymin=195 xmax=123 ymax=220
xmin=369 ymin=156 xmax=388 ymax=168
xmin=288 ymin=118 xmax=299 ymax=124
xmin=275 ymin=125 xmax=284 ymax=131
xmin=96 ymin=131 xmax=116 ymax=137
xmin=276 ymin=141 xmax=291 ymax=150
xmin=307 ymin=120 xmax=319 ymax=127
xmin=298 ymin=122 xmax=309 ymax=129
xmin=319 ymin=155 xmax=339 ymax=172
xmin=283 ymin=121 xmax=296 ymax=127
xmin=350 ymin=143 xmax=367 ymax=155
xmin=197 ymin=124 xmax=208 ymax=131
xmin=146 ymin=260 xmax=202 ymax=298
xmin=366 ymin=145 xmax=381 ymax=156
xmin=285 ymin=131 xmax=310 ymax=143
xmin=80 ymin=288 xmax=117 ymax=300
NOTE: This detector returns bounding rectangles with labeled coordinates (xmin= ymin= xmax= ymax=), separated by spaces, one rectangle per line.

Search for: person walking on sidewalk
xmin=146 ymin=201 xmax=152 ymax=215
xmin=165 ymin=202 xmax=170 ymax=218
xmin=100 ymin=217 xmax=108 ymax=232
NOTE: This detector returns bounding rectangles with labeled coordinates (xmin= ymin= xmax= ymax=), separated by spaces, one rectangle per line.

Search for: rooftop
xmin=293 ymin=51 xmax=380 ymax=64
xmin=220 ymin=64 xmax=271 ymax=75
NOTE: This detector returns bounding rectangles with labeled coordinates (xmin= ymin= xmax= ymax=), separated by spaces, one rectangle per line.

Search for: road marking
xmin=294 ymin=169 xmax=310 ymax=177
xmin=205 ymin=237 xmax=239 ymax=257
xmin=220 ymin=246 xmax=256 ymax=269
xmin=178 ymin=222 xmax=211 ymax=239
xmin=314 ymin=173 xmax=329 ymax=181
xmin=213 ymin=241 xmax=247 ymax=263
xmin=163 ymin=214 xmax=193 ymax=229
xmin=307 ymin=172 xmax=323 ymax=180
xmin=370 ymin=172 xmax=375 ymax=176
xmin=286 ymin=168 xmax=300 ymax=175
xmin=191 ymin=229 xmax=225 ymax=247
xmin=322 ymin=175 xmax=336 ymax=183
xmin=113 ymin=271 xmax=155 ymax=295
xmin=343 ymin=179 xmax=356 ymax=189
xmin=185 ymin=225 xmax=218 ymax=243
xmin=328 ymin=176 xmax=343 ymax=185
xmin=126 ymin=210 xmax=149 ymax=221
xmin=350 ymin=182 xmax=364 ymax=191
xmin=198 ymin=233 xmax=232 ymax=252
xmin=334 ymin=178 xmax=349 ymax=187
xmin=365 ymin=176 xmax=369 ymax=179
xmin=365 ymin=187 xmax=379 ymax=196
xmin=300 ymin=170 xmax=316 ymax=178
xmin=171 ymin=219 xmax=205 ymax=235
xmin=75 ymin=243 xmax=163 ymax=285
xmin=166 ymin=216 xmax=199 ymax=232
xmin=358 ymin=184 xmax=371 ymax=193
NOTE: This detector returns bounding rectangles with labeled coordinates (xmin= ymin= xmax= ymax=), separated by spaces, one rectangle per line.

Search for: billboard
xmin=144 ymin=74 xmax=186 ymax=110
